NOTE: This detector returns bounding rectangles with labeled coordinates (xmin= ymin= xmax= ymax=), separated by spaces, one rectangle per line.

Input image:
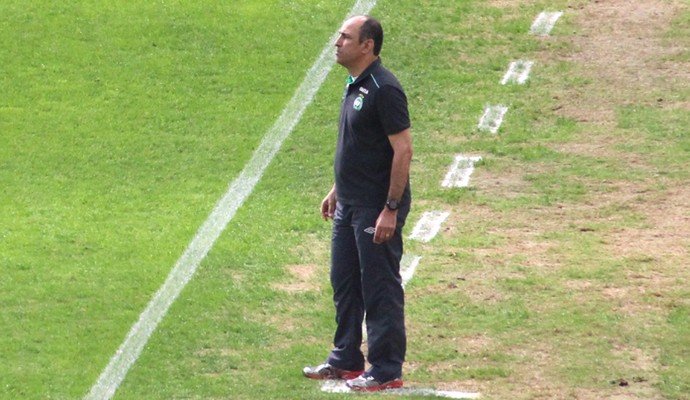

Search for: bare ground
xmin=433 ymin=1 xmax=690 ymax=399
xmin=553 ymin=0 xmax=690 ymax=275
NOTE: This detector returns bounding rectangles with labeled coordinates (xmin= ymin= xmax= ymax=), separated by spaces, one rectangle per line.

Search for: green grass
xmin=1 ymin=1 xmax=348 ymax=398
xmin=2 ymin=0 xmax=690 ymax=399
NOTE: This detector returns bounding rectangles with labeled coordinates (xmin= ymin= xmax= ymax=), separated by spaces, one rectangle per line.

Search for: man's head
xmin=359 ymin=17 xmax=383 ymax=56
xmin=335 ymin=15 xmax=384 ymax=73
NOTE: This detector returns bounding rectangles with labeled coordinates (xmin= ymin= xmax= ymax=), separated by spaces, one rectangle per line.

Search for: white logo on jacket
xmin=353 ymin=95 xmax=364 ymax=111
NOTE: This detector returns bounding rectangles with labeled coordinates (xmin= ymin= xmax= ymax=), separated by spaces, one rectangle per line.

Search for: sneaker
xmin=346 ymin=374 xmax=403 ymax=391
xmin=303 ymin=363 xmax=364 ymax=380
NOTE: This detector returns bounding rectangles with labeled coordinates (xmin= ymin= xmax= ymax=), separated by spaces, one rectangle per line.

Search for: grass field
xmin=2 ymin=0 xmax=689 ymax=399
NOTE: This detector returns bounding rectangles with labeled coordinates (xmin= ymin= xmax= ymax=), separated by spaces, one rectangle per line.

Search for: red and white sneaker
xmin=346 ymin=374 xmax=403 ymax=391
xmin=303 ymin=363 xmax=364 ymax=380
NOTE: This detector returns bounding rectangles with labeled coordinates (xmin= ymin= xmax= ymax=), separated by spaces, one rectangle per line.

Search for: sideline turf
xmin=2 ymin=1 xmax=689 ymax=399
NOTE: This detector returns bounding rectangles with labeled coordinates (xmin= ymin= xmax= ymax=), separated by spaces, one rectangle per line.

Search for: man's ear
xmin=361 ymin=38 xmax=374 ymax=54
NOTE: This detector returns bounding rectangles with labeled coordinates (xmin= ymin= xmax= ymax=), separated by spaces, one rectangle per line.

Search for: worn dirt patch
xmin=445 ymin=1 xmax=689 ymax=399
xmin=526 ymin=1 xmax=688 ymax=398
xmin=271 ymin=263 xmax=323 ymax=293
xmin=603 ymin=184 xmax=690 ymax=259
xmin=544 ymin=0 xmax=690 ymax=269
xmin=554 ymin=0 xmax=690 ymax=123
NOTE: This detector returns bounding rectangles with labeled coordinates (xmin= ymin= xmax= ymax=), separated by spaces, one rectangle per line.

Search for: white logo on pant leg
xmin=364 ymin=227 xmax=376 ymax=235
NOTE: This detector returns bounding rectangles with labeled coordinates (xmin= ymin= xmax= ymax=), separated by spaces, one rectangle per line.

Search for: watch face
xmin=387 ymin=199 xmax=399 ymax=210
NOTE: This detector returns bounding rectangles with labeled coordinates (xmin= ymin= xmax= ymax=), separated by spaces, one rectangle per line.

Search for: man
xmin=303 ymin=15 xmax=413 ymax=392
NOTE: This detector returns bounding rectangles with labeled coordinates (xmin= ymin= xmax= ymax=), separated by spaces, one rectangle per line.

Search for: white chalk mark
xmin=321 ymin=380 xmax=481 ymax=398
xmin=529 ymin=11 xmax=563 ymax=36
xmin=400 ymin=254 xmax=422 ymax=288
xmin=500 ymin=60 xmax=534 ymax=85
xmin=409 ymin=211 xmax=449 ymax=243
xmin=478 ymin=105 xmax=508 ymax=134
xmin=321 ymin=380 xmax=351 ymax=393
xmin=84 ymin=1 xmax=379 ymax=399
xmin=442 ymin=155 xmax=483 ymax=188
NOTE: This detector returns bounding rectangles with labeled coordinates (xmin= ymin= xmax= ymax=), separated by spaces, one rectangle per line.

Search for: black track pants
xmin=326 ymin=202 xmax=409 ymax=382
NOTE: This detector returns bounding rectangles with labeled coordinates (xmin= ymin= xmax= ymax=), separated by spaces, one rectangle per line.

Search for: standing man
xmin=303 ymin=15 xmax=413 ymax=392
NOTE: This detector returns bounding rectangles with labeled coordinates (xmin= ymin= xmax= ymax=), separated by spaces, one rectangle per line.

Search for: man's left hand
xmin=374 ymin=208 xmax=397 ymax=244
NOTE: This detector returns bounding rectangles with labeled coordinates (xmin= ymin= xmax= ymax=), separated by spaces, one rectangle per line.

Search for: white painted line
xmin=321 ymin=380 xmax=351 ymax=393
xmin=321 ymin=380 xmax=480 ymax=398
xmin=400 ymin=254 xmax=422 ymax=288
xmin=529 ymin=11 xmax=563 ymax=36
xmin=442 ymin=155 xmax=482 ymax=188
xmin=500 ymin=60 xmax=534 ymax=85
xmin=409 ymin=211 xmax=449 ymax=243
xmin=478 ymin=105 xmax=508 ymax=134
xmin=84 ymin=1 xmax=379 ymax=399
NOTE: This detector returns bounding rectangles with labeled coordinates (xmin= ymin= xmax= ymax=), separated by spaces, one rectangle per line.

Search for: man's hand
xmin=373 ymin=127 xmax=411 ymax=244
xmin=321 ymin=187 xmax=337 ymax=220
xmin=374 ymin=208 xmax=397 ymax=244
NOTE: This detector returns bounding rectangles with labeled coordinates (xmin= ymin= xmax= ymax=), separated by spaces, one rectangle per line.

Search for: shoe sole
xmin=303 ymin=370 xmax=364 ymax=380
xmin=347 ymin=379 xmax=404 ymax=391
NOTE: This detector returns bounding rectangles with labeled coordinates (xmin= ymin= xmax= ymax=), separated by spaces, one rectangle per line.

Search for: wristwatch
xmin=385 ymin=198 xmax=400 ymax=211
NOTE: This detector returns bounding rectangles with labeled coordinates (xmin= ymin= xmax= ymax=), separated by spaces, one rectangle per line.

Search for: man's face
xmin=335 ymin=17 xmax=367 ymax=68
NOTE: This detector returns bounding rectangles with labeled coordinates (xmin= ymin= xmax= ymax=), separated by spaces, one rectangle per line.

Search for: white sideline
xmin=400 ymin=254 xmax=422 ymax=288
xmin=500 ymin=60 xmax=534 ymax=85
xmin=84 ymin=1 xmax=378 ymax=399
xmin=321 ymin=380 xmax=481 ymax=398
xmin=529 ymin=11 xmax=563 ymax=36
xmin=477 ymin=105 xmax=508 ymax=134
xmin=409 ymin=211 xmax=450 ymax=243
xmin=442 ymin=155 xmax=483 ymax=188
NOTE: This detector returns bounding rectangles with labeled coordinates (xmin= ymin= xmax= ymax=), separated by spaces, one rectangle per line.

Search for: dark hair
xmin=359 ymin=17 xmax=383 ymax=56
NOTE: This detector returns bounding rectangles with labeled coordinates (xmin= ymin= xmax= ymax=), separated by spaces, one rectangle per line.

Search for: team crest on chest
xmin=353 ymin=94 xmax=365 ymax=111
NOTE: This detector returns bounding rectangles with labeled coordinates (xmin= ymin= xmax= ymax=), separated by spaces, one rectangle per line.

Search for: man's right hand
xmin=321 ymin=187 xmax=337 ymax=220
